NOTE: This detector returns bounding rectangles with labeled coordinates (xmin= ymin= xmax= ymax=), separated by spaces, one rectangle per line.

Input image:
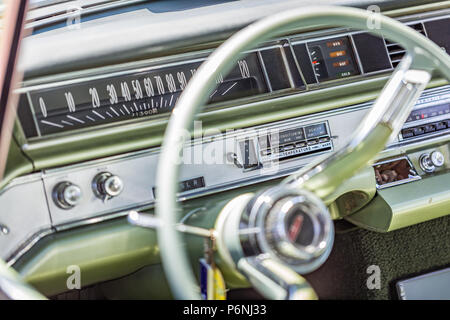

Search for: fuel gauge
xmin=307 ymin=36 xmax=360 ymax=83
xmin=309 ymin=46 xmax=329 ymax=81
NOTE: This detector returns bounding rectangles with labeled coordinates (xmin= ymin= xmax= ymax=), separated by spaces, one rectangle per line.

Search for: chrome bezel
xmin=269 ymin=195 xmax=323 ymax=261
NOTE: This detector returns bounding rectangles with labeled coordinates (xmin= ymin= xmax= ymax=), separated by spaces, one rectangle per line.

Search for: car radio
xmin=236 ymin=121 xmax=333 ymax=171
xmin=235 ymin=87 xmax=450 ymax=174
xmin=400 ymin=91 xmax=450 ymax=141
xmin=258 ymin=122 xmax=333 ymax=162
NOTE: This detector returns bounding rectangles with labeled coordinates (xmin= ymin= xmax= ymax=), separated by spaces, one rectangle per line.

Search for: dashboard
xmin=16 ymin=25 xmax=428 ymax=138
xmin=16 ymin=15 xmax=450 ymax=140
xmin=1 ymin=0 xmax=450 ymax=298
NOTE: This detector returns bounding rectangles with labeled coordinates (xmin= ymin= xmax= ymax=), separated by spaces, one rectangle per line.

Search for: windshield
xmin=30 ymin=0 xmax=70 ymax=8
xmin=29 ymin=0 xmax=132 ymax=9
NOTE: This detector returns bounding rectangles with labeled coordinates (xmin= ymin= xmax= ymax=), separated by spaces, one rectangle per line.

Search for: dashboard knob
xmin=420 ymin=151 xmax=445 ymax=173
xmin=92 ymin=172 xmax=124 ymax=201
xmin=430 ymin=151 xmax=445 ymax=168
xmin=53 ymin=182 xmax=82 ymax=209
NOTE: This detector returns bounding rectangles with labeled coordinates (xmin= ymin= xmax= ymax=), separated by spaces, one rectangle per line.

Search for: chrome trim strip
xmin=26 ymin=0 xmax=148 ymax=30
xmin=6 ymin=228 xmax=54 ymax=267
xmin=256 ymin=50 xmax=273 ymax=92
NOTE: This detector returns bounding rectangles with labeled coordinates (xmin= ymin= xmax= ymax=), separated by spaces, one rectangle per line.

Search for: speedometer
xmin=27 ymin=52 xmax=269 ymax=136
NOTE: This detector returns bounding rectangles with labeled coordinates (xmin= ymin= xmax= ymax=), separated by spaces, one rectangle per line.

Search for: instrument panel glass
xmin=28 ymin=53 xmax=269 ymax=136
xmin=307 ymin=36 xmax=360 ymax=82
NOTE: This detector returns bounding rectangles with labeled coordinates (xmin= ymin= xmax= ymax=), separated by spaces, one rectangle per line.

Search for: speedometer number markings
xmin=31 ymin=53 xmax=268 ymax=135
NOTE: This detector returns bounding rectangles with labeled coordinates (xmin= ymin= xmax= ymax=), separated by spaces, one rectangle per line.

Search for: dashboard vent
xmin=384 ymin=22 xmax=427 ymax=68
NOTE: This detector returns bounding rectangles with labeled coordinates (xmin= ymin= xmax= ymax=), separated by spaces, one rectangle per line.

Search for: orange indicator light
xmin=332 ymin=60 xmax=350 ymax=67
xmin=329 ymin=50 xmax=346 ymax=58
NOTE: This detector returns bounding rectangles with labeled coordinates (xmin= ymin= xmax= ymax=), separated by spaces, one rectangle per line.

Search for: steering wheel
xmin=156 ymin=5 xmax=450 ymax=300
xmin=155 ymin=5 xmax=450 ymax=300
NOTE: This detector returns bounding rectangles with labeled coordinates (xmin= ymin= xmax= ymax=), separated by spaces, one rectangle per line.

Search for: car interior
xmin=0 ymin=0 xmax=449 ymax=300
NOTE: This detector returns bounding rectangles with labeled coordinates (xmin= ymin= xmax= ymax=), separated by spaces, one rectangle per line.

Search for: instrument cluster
xmin=17 ymin=17 xmax=450 ymax=139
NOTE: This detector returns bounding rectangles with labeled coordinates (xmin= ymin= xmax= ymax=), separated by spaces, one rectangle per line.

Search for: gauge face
xmin=307 ymin=36 xmax=360 ymax=82
xmin=28 ymin=53 xmax=268 ymax=136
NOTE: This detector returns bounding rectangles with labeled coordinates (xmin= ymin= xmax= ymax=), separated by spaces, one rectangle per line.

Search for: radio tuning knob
xmin=92 ymin=172 xmax=124 ymax=202
xmin=53 ymin=182 xmax=82 ymax=209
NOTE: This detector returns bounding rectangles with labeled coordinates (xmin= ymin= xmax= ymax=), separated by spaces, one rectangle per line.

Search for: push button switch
xmin=436 ymin=121 xmax=447 ymax=130
xmin=401 ymin=129 xmax=414 ymax=139
xmin=423 ymin=124 xmax=436 ymax=133
xmin=413 ymin=126 xmax=425 ymax=136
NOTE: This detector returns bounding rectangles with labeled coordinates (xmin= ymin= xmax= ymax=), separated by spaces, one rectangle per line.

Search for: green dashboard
xmin=0 ymin=1 xmax=449 ymax=299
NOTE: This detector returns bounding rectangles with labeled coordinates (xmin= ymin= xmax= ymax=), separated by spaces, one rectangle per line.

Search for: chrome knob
xmin=92 ymin=172 xmax=124 ymax=201
xmin=430 ymin=151 xmax=445 ymax=168
xmin=420 ymin=151 xmax=445 ymax=173
xmin=53 ymin=182 xmax=82 ymax=209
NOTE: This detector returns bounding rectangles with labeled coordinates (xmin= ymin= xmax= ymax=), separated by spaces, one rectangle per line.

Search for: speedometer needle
xmin=221 ymin=82 xmax=237 ymax=95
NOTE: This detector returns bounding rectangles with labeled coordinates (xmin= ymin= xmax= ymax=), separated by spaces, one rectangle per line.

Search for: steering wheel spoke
xmin=128 ymin=210 xmax=213 ymax=238
xmin=286 ymin=53 xmax=431 ymax=198
xmin=238 ymin=254 xmax=317 ymax=300
xmin=0 ymin=260 xmax=46 ymax=300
